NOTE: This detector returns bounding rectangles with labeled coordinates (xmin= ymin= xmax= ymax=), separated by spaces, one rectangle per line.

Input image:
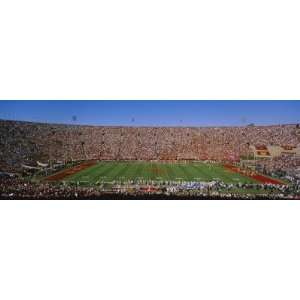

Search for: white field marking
xmin=194 ymin=178 xmax=203 ymax=181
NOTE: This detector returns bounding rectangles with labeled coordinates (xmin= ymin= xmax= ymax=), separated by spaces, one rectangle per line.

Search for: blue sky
xmin=0 ymin=100 xmax=299 ymax=126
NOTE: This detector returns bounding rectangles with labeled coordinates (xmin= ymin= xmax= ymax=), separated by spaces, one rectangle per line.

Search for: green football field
xmin=64 ymin=161 xmax=257 ymax=185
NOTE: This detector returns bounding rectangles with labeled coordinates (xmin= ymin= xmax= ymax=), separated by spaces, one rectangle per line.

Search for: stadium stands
xmin=0 ymin=120 xmax=299 ymax=173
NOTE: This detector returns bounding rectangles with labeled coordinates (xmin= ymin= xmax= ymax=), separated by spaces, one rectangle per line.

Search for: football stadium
xmin=1 ymin=113 xmax=300 ymax=199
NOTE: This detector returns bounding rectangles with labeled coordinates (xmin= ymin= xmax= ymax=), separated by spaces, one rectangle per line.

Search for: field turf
xmin=64 ymin=161 xmax=257 ymax=185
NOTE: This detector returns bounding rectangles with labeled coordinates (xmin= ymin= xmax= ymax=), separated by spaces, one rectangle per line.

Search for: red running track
xmin=223 ymin=164 xmax=285 ymax=185
xmin=45 ymin=161 xmax=97 ymax=181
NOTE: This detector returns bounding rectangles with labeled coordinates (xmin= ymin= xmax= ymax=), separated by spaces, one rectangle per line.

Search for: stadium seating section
xmin=0 ymin=120 xmax=299 ymax=172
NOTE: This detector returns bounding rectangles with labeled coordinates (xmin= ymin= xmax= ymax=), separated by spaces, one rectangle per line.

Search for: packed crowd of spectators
xmin=1 ymin=120 xmax=299 ymax=172
xmin=257 ymin=154 xmax=300 ymax=176
xmin=1 ymin=176 xmax=299 ymax=200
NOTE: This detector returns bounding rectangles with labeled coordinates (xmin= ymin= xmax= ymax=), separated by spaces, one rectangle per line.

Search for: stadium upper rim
xmin=0 ymin=118 xmax=298 ymax=128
